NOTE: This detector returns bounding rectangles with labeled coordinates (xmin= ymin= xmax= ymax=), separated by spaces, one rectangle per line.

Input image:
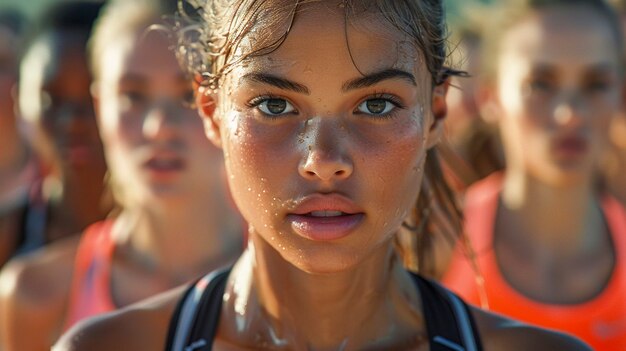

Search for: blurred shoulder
xmin=53 ymin=285 xmax=187 ymax=351
xmin=0 ymin=234 xmax=80 ymax=309
xmin=471 ymin=307 xmax=592 ymax=351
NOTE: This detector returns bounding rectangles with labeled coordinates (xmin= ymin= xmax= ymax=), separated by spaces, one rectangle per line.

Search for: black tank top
xmin=165 ymin=268 xmax=483 ymax=351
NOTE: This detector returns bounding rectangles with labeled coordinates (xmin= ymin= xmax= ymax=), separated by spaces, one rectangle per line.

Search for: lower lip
xmin=287 ymin=213 xmax=364 ymax=241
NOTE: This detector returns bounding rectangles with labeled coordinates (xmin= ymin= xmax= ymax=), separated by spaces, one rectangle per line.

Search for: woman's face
xmin=203 ymin=3 xmax=441 ymax=273
xmin=20 ymin=32 xmax=105 ymax=175
xmin=97 ymin=28 xmax=223 ymax=205
xmin=493 ymin=6 xmax=622 ymax=185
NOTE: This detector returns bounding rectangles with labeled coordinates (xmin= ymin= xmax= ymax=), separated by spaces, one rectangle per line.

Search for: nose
xmin=298 ymin=118 xmax=353 ymax=182
xmin=553 ymin=93 xmax=586 ymax=129
xmin=143 ymin=101 xmax=180 ymax=141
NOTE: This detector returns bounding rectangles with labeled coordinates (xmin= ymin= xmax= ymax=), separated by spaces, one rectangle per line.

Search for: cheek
xmin=359 ymin=114 xmax=428 ymax=227
xmin=221 ymin=112 xmax=297 ymax=221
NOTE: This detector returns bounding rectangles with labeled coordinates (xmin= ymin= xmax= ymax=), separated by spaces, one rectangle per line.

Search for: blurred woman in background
xmin=0 ymin=0 xmax=243 ymax=350
xmin=444 ymin=0 xmax=626 ymax=349
xmin=0 ymin=9 xmax=41 ymax=267
xmin=0 ymin=1 xmax=108 ymax=268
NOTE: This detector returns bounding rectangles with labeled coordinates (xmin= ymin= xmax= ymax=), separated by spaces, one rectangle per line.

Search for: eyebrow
xmin=241 ymin=73 xmax=310 ymax=94
xmin=241 ymin=68 xmax=417 ymax=94
xmin=342 ymin=68 xmax=416 ymax=91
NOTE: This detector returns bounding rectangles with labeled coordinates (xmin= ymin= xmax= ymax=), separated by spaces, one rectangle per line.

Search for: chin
xmin=282 ymin=245 xmax=364 ymax=275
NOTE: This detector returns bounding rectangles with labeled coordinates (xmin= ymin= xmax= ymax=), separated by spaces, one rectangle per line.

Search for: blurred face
xmin=97 ymin=28 xmax=223 ymax=205
xmin=19 ymin=32 xmax=105 ymax=175
xmin=494 ymin=6 xmax=622 ymax=185
xmin=205 ymin=3 xmax=439 ymax=273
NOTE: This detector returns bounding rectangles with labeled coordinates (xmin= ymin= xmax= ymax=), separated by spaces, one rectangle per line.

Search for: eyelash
xmin=245 ymin=93 xmax=298 ymax=117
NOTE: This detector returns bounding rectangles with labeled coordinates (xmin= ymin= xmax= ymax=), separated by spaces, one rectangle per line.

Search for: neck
xmin=50 ymin=169 xmax=108 ymax=235
xmin=221 ymin=234 xmax=425 ymax=350
xmin=500 ymin=171 xmax=601 ymax=250
xmin=113 ymin=193 xmax=242 ymax=285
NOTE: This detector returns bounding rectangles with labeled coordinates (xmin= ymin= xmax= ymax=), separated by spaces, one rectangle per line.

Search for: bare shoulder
xmin=470 ymin=307 xmax=592 ymax=351
xmin=0 ymin=234 xmax=80 ymax=305
xmin=53 ymin=285 xmax=187 ymax=351
xmin=0 ymin=235 xmax=81 ymax=350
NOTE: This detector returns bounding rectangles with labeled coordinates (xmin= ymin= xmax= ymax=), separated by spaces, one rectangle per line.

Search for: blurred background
xmin=1 ymin=0 xmax=493 ymax=21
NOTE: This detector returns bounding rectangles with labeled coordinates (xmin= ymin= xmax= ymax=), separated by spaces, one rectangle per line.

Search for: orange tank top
xmin=64 ymin=220 xmax=116 ymax=330
xmin=443 ymin=173 xmax=626 ymax=351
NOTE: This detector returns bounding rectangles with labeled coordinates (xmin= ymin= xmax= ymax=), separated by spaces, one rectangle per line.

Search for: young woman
xmin=0 ymin=1 xmax=108 ymax=267
xmin=55 ymin=1 xmax=590 ymax=350
xmin=443 ymin=0 xmax=626 ymax=349
xmin=0 ymin=1 xmax=243 ymax=350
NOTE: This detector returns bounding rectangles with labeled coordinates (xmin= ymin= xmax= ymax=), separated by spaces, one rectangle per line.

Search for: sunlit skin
xmin=485 ymin=6 xmax=622 ymax=303
xmin=0 ymin=26 xmax=242 ymax=351
xmin=53 ymin=3 xmax=590 ymax=351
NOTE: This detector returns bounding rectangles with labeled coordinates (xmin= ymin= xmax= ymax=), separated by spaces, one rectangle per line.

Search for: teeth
xmin=310 ymin=210 xmax=343 ymax=217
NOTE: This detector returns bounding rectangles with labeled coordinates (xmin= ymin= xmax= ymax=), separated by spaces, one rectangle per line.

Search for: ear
xmin=426 ymin=79 xmax=450 ymax=149
xmin=196 ymin=85 xmax=222 ymax=148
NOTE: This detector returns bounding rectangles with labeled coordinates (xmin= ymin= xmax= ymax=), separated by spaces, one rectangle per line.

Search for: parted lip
xmin=552 ymin=134 xmax=588 ymax=152
xmin=288 ymin=193 xmax=363 ymax=216
xmin=142 ymin=149 xmax=186 ymax=169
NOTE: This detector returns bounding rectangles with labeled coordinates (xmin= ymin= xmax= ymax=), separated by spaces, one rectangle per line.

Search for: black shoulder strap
xmin=411 ymin=273 xmax=483 ymax=351
xmin=164 ymin=267 xmax=231 ymax=351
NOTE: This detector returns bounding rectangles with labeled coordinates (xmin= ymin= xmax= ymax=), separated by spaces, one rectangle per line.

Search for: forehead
xmin=500 ymin=7 xmax=619 ymax=68
xmin=100 ymin=29 xmax=183 ymax=83
xmin=229 ymin=2 xmax=426 ymax=85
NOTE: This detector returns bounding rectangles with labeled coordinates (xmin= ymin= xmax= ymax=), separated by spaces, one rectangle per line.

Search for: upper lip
xmin=288 ymin=193 xmax=363 ymax=215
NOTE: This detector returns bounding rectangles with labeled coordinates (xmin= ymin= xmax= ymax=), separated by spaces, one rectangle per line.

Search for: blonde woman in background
xmin=444 ymin=0 xmax=626 ymax=349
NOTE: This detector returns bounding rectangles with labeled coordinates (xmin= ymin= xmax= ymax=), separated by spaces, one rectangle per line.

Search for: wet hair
xmin=175 ymin=0 xmax=463 ymax=88
xmin=176 ymin=0 xmax=464 ymax=277
xmin=482 ymin=0 xmax=624 ymax=82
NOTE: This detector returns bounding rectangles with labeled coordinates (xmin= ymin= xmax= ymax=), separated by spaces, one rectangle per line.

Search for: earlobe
xmin=196 ymin=86 xmax=223 ymax=148
xmin=426 ymin=80 xmax=450 ymax=148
